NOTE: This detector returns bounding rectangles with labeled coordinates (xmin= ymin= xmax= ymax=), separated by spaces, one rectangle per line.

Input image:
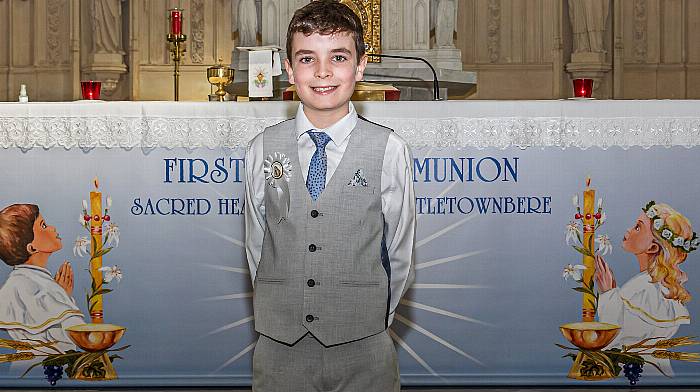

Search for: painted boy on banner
xmin=0 ymin=204 xmax=84 ymax=355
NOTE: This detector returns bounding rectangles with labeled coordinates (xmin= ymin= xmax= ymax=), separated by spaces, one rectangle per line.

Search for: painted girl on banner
xmin=595 ymin=201 xmax=698 ymax=376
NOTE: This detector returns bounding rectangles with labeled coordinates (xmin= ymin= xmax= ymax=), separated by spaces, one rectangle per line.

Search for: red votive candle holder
xmin=170 ymin=9 xmax=183 ymax=36
xmin=80 ymin=81 xmax=101 ymax=100
xmin=573 ymin=78 xmax=593 ymax=98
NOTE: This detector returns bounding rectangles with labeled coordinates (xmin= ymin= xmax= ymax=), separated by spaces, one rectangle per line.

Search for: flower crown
xmin=643 ymin=201 xmax=699 ymax=253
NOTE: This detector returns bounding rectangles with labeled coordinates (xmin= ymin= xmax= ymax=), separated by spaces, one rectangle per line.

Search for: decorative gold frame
xmin=339 ymin=0 xmax=381 ymax=62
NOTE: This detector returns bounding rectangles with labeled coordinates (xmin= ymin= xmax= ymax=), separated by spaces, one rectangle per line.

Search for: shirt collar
xmin=294 ymin=102 xmax=358 ymax=145
xmin=13 ymin=264 xmax=52 ymax=277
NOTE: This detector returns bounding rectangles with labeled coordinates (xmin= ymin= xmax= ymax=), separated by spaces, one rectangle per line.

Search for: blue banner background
xmin=1 ymin=146 xmax=699 ymax=386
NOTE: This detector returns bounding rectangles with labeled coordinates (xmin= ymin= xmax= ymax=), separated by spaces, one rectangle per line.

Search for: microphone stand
xmin=369 ymin=54 xmax=441 ymax=101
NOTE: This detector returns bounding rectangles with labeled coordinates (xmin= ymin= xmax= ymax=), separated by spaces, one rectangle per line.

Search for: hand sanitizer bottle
xmin=18 ymin=84 xmax=28 ymax=102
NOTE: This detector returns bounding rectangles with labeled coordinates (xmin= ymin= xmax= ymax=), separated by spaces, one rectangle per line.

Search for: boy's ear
xmin=355 ymin=54 xmax=368 ymax=82
xmin=284 ymin=58 xmax=295 ymax=85
xmin=26 ymin=242 xmax=37 ymax=255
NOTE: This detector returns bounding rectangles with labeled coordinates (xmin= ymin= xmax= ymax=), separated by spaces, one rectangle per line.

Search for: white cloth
xmin=0 ymin=265 xmax=84 ymax=353
xmin=248 ymin=50 xmax=274 ymax=98
xmin=1 ymin=100 xmax=700 ymax=150
xmin=598 ymin=272 xmax=690 ymax=376
xmin=245 ymin=102 xmax=416 ymax=325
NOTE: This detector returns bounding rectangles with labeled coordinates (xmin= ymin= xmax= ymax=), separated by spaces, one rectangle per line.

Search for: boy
xmin=244 ymin=1 xmax=415 ymax=391
xmin=0 ymin=204 xmax=84 ymax=354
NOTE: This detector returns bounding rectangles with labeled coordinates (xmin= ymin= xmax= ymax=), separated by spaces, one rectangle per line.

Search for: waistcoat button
xmin=305 ymin=314 xmax=314 ymax=322
xmin=307 ymin=279 xmax=315 ymax=287
xmin=310 ymin=210 xmax=319 ymax=218
xmin=308 ymin=244 xmax=316 ymax=252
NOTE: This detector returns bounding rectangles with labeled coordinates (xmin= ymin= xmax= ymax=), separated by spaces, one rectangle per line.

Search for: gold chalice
xmin=65 ymin=323 xmax=126 ymax=380
xmin=560 ymin=321 xmax=620 ymax=350
xmin=207 ymin=59 xmax=234 ymax=101
xmin=560 ymin=321 xmax=620 ymax=380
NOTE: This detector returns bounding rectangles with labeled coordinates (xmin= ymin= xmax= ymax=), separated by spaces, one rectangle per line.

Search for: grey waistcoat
xmin=255 ymin=117 xmax=392 ymax=346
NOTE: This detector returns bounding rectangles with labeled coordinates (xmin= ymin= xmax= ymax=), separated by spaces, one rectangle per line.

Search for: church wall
xmin=457 ymin=0 xmax=559 ymax=99
xmin=456 ymin=0 xmax=699 ymax=99
xmin=0 ymin=0 xmax=699 ymax=101
xmin=131 ymin=0 xmax=233 ymax=101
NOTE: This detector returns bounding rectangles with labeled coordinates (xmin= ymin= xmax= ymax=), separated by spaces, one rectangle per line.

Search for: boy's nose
xmin=315 ymin=64 xmax=331 ymax=78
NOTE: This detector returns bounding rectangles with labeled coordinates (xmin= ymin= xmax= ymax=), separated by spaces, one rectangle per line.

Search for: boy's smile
xmin=285 ymin=32 xmax=367 ymax=128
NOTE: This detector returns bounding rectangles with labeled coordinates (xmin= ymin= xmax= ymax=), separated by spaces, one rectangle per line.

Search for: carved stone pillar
xmin=83 ymin=0 xmax=127 ymax=97
xmin=565 ymin=0 xmax=612 ymax=94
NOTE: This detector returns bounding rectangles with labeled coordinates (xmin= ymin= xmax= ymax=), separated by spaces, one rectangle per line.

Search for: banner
xmin=1 ymin=146 xmax=699 ymax=387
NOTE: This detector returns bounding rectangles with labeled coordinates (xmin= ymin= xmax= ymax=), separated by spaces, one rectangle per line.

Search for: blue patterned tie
xmin=306 ymin=131 xmax=332 ymax=201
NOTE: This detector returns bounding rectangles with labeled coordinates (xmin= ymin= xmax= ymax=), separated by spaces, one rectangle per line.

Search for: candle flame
xmin=93 ymin=177 xmax=99 ymax=190
xmin=585 ymin=176 xmax=591 ymax=188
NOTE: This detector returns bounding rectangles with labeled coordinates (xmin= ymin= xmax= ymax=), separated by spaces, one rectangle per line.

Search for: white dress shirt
xmin=244 ymin=102 xmax=416 ymax=325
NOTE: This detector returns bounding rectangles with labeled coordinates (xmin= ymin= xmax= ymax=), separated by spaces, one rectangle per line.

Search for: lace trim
xmin=1 ymin=116 xmax=699 ymax=150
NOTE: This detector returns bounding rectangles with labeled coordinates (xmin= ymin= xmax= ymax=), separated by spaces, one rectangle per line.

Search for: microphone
xmin=368 ymin=54 xmax=442 ymax=101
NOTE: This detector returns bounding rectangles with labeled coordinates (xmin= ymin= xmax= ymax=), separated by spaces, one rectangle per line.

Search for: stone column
xmin=565 ymin=0 xmax=612 ymax=96
xmin=83 ymin=0 xmax=127 ymax=97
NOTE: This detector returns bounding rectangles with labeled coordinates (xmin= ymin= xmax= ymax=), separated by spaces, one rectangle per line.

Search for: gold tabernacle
xmin=339 ymin=0 xmax=381 ymax=62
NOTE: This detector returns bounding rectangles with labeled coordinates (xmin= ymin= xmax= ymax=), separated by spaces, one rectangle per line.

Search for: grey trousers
xmin=252 ymin=331 xmax=399 ymax=392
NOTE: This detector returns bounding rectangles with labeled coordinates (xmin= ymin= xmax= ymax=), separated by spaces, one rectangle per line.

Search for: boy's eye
xmin=41 ymin=222 xmax=47 ymax=229
xmin=299 ymin=56 xmax=313 ymax=64
xmin=332 ymin=55 xmax=347 ymax=62
xmin=635 ymin=224 xmax=640 ymax=231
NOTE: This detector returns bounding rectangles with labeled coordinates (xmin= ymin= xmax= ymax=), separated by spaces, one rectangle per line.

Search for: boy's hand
xmin=54 ymin=261 xmax=74 ymax=296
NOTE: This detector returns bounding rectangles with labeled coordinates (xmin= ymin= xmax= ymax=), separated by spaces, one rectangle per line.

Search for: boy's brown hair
xmin=286 ymin=0 xmax=366 ymax=62
xmin=0 ymin=204 xmax=40 ymax=266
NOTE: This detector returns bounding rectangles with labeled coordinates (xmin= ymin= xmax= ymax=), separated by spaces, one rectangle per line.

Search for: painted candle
xmin=90 ymin=178 xmax=104 ymax=323
xmin=581 ymin=177 xmax=596 ymax=322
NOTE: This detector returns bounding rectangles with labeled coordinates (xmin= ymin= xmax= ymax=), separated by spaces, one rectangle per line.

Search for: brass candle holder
xmin=167 ymin=33 xmax=187 ymax=101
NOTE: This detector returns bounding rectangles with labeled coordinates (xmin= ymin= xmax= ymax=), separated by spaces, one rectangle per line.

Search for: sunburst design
xmin=199 ymin=159 xmax=494 ymax=376
xmin=202 ymin=315 xmax=254 ymax=339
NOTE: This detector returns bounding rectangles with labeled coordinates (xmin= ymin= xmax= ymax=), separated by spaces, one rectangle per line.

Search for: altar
xmin=1 ymin=100 xmax=700 ymax=387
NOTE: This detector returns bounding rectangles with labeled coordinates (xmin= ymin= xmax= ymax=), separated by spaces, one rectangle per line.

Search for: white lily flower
xmin=572 ymin=194 xmax=579 ymax=208
xmin=73 ymin=236 xmax=90 ymax=257
xmin=599 ymin=212 xmax=607 ymax=224
xmin=563 ymin=264 xmax=587 ymax=282
xmin=106 ymin=195 xmax=112 ymax=209
xmin=104 ymin=223 xmax=120 ymax=247
xmin=98 ymin=265 xmax=122 ymax=283
xmin=596 ymin=234 xmax=613 ymax=255
xmin=565 ymin=221 xmax=580 ymax=245
xmin=79 ymin=213 xmax=88 ymax=228
xmin=597 ymin=198 xmax=602 ymax=210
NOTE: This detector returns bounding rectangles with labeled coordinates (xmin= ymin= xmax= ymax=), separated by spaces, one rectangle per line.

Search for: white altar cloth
xmin=0 ymin=100 xmax=698 ymax=150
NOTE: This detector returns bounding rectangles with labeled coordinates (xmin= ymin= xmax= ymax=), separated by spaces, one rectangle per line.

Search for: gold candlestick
xmin=167 ymin=34 xmax=187 ymax=101
xmin=581 ymin=176 xmax=596 ymax=322
xmin=89 ymin=177 xmax=104 ymax=323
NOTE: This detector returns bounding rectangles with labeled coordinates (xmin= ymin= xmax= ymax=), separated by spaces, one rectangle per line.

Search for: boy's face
xmin=29 ymin=214 xmax=62 ymax=255
xmin=285 ymin=32 xmax=367 ymax=124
